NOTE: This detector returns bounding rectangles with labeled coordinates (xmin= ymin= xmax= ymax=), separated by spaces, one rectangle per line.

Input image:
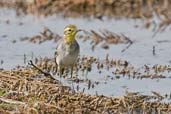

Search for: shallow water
xmin=0 ymin=8 xmax=171 ymax=97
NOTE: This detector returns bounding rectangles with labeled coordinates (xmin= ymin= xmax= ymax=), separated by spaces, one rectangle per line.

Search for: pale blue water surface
xmin=0 ymin=8 xmax=171 ymax=97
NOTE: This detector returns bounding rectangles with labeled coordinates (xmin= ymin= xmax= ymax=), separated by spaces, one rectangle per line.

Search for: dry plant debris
xmin=28 ymin=55 xmax=171 ymax=82
xmin=1 ymin=1 xmax=171 ymax=113
xmin=1 ymin=0 xmax=171 ymax=30
xmin=20 ymin=27 xmax=62 ymax=44
xmin=0 ymin=67 xmax=171 ymax=114
xmin=78 ymin=30 xmax=133 ymax=51
xmin=20 ymin=27 xmax=133 ymax=51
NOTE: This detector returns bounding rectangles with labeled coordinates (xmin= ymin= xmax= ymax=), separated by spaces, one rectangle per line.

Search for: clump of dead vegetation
xmin=20 ymin=27 xmax=133 ymax=51
xmin=20 ymin=27 xmax=61 ymax=44
xmin=0 ymin=0 xmax=171 ymax=30
xmin=78 ymin=29 xmax=133 ymax=51
xmin=28 ymin=55 xmax=171 ymax=81
xmin=0 ymin=67 xmax=171 ymax=114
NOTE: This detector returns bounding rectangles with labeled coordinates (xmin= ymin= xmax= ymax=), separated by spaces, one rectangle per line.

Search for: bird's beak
xmin=76 ymin=29 xmax=83 ymax=33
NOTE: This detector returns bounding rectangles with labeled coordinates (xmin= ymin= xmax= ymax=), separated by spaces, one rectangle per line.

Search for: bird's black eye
xmin=68 ymin=29 xmax=72 ymax=32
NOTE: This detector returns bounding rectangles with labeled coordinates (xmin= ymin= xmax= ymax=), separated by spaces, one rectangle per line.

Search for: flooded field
xmin=1 ymin=8 xmax=171 ymax=95
xmin=0 ymin=1 xmax=171 ymax=113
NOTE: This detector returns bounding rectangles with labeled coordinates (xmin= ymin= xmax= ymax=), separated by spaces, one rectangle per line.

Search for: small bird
xmin=55 ymin=24 xmax=81 ymax=78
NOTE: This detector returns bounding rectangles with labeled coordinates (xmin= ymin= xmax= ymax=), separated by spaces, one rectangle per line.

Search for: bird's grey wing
xmin=55 ymin=39 xmax=65 ymax=67
xmin=72 ymin=40 xmax=80 ymax=54
xmin=55 ymin=39 xmax=64 ymax=56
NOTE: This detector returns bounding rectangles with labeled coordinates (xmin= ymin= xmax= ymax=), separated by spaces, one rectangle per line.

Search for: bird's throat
xmin=64 ymin=35 xmax=75 ymax=44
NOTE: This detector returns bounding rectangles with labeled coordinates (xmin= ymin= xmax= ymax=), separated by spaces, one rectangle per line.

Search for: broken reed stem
xmin=121 ymin=41 xmax=133 ymax=53
xmin=28 ymin=60 xmax=56 ymax=80
xmin=153 ymin=46 xmax=156 ymax=56
xmin=0 ymin=97 xmax=26 ymax=105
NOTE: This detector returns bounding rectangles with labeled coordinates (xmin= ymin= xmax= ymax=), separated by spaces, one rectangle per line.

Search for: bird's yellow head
xmin=64 ymin=24 xmax=81 ymax=44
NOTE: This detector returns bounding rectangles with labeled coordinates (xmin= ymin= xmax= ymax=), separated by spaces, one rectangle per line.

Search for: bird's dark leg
xmin=71 ymin=66 xmax=73 ymax=78
xmin=55 ymin=62 xmax=58 ymax=74
xmin=59 ymin=67 xmax=64 ymax=77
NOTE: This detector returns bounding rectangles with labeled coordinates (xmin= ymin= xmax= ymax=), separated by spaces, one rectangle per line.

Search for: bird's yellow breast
xmin=64 ymin=34 xmax=75 ymax=44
